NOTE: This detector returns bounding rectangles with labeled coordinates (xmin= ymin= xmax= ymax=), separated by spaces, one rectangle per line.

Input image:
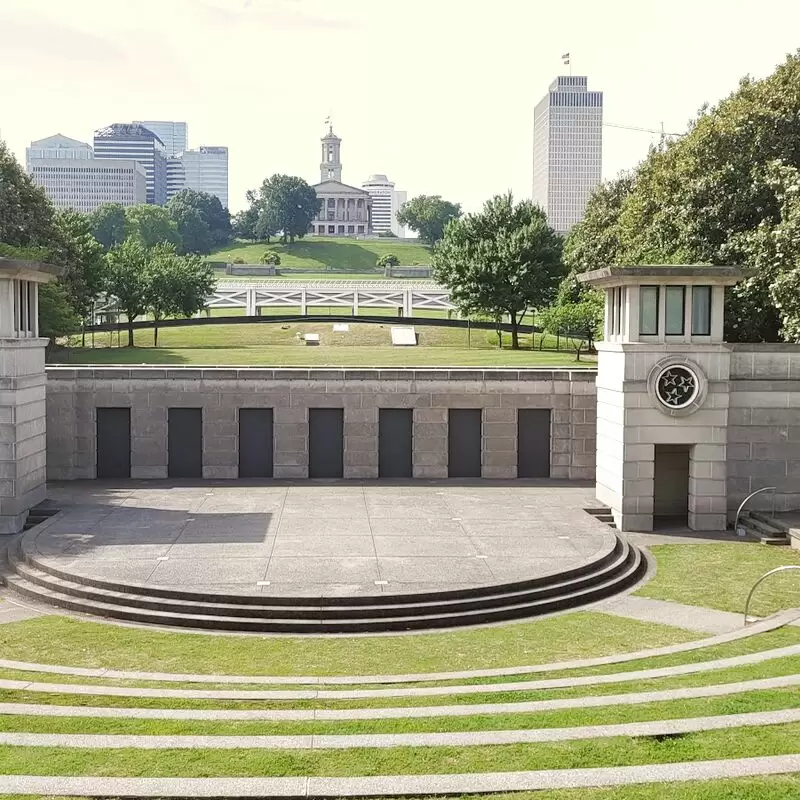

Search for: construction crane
xmin=604 ymin=122 xmax=683 ymax=137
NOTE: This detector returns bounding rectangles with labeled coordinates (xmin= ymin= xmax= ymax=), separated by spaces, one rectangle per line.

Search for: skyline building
xmin=180 ymin=146 xmax=229 ymax=208
xmin=28 ymin=156 xmax=146 ymax=214
xmin=532 ymin=75 xmax=603 ymax=233
xmin=361 ymin=174 xmax=407 ymax=237
xmin=93 ymin=123 xmax=168 ymax=205
xmin=133 ymin=121 xmax=188 ymax=158
xmin=26 ymin=134 xmax=92 ymax=170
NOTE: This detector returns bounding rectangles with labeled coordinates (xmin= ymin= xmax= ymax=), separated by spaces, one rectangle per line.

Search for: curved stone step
xmin=0 ymin=708 xmax=797 ymax=749
xmin=3 ymin=754 xmax=800 ymax=797
xmin=12 ymin=538 xmax=638 ymax=621
xmin=6 ymin=546 xmax=645 ymax=633
xmin=20 ymin=527 xmax=624 ymax=607
xmin=7 ymin=535 xmax=648 ymax=633
xmin=1 ymin=674 xmax=798 ymax=721
xmin=0 ymin=644 xmax=795 ymax=701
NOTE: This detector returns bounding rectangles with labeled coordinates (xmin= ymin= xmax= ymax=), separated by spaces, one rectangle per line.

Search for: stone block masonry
xmin=0 ymin=339 xmax=49 ymax=533
xmin=45 ymin=367 xmax=597 ymax=482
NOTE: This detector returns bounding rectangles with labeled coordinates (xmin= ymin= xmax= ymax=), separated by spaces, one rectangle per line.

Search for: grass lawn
xmin=636 ymin=543 xmax=800 ymax=617
xmin=210 ymin=237 xmax=432 ymax=269
xmin=52 ymin=321 xmax=592 ymax=367
xmin=0 ymin=612 xmax=692 ymax=677
xmin=0 ymin=721 xmax=798 ymax=777
xmin=0 ymin=688 xmax=796 ymax=737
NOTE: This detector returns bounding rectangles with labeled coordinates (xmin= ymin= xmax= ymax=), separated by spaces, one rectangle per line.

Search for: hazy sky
xmin=1 ymin=0 xmax=798 ymax=213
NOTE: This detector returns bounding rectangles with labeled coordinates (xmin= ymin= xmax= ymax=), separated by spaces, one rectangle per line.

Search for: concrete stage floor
xmin=32 ymin=482 xmax=614 ymax=598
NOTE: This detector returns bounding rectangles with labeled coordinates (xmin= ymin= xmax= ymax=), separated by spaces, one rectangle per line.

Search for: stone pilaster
xmin=412 ymin=407 xmax=448 ymax=479
xmin=343 ymin=406 xmax=378 ymax=480
xmin=273 ymin=406 xmax=308 ymax=479
xmin=0 ymin=338 xmax=48 ymax=533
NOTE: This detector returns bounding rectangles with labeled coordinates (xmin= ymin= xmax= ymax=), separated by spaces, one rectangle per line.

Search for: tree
xmin=432 ymin=193 xmax=565 ymax=348
xmin=254 ymin=205 xmax=279 ymax=243
xmin=124 ymin=204 xmax=182 ymax=250
xmin=563 ymin=173 xmax=634 ymax=272
xmin=89 ymin=203 xmax=127 ymax=250
xmin=144 ymin=245 xmax=215 ymax=346
xmin=260 ymin=250 xmax=281 ymax=265
xmin=377 ymin=253 xmax=400 ymax=268
xmin=256 ymin=174 xmax=319 ymax=244
xmin=48 ymin=210 xmax=107 ymax=344
xmin=168 ymin=202 xmax=213 ymax=254
xmin=232 ymin=191 xmax=260 ymax=240
xmin=166 ymin=189 xmax=231 ymax=250
xmin=0 ymin=140 xmax=57 ymax=247
xmin=105 ymin=238 xmax=150 ymax=347
xmin=37 ymin=282 xmax=80 ymax=343
xmin=561 ymin=50 xmax=800 ymax=342
xmin=396 ymin=195 xmax=461 ymax=245
xmin=541 ymin=291 xmax=604 ymax=361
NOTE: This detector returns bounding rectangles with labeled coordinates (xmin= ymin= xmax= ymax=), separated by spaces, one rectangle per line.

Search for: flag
xmin=562 ymin=52 xmax=570 ymax=64
xmin=324 ymin=116 xmax=331 ymax=125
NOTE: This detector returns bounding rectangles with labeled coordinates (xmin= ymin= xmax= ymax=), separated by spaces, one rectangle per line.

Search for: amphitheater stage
xmin=6 ymin=482 xmax=646 ymax=633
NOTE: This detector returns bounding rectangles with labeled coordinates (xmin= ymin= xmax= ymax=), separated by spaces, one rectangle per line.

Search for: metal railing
xmin=733 ymin=486 xmax=777 ymax=536
xmin=743 ymin=565 xmax=800 ymax=625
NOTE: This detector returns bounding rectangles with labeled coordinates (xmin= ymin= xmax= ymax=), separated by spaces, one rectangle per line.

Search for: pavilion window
xmin=692 ymin=286 xmax=712 ymax=335
xmin=665 ymin=286 xmax=685 ymax=335
xmin=639 ymin=286 xmax=659 ymax=335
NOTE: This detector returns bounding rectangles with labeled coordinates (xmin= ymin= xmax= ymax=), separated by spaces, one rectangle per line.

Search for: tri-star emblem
xmin=657 ymin=367 xmax=696 ymax=408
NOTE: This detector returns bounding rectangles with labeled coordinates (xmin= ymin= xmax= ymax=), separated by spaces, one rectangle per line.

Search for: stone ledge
xmin=45 ymin=366 xmax=600 ymax=383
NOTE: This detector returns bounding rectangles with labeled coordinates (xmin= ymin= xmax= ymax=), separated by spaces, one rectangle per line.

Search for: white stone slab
xmin=333 ymin=324 xmax=350 ymax=333
xmin=391 ymin=327 xmax=417 ymax=346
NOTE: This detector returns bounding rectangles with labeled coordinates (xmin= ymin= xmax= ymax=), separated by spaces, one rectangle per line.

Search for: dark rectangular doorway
xmin=518 ymin=408 xmax=551 ymax=478
xmin=96 ymin=407 xmax=131 ymax=479
xmin=309 ymin=408 xmax=343 ymax=478
xmin=654 ymin=444 xmax=690 ymax=527
xmin=168 ymin=408 xmax=203 ymax=478
xmin=379 ymin=409 xmax=413 ymax=478
xmin=239 ymin=408 xmax=273 ymax=478
xmin=448 ymin=409 xmax=482 ymax=478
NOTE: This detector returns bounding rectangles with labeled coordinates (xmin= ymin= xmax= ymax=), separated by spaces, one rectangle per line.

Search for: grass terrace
xmin=52 ymin=320 xmax=593 ymax=366
xmin=209 ymin=236 xmax=433 ymax=272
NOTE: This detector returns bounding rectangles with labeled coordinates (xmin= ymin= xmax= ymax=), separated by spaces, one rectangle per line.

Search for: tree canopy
xmin=432 ymin=193 xmax=564 ymax=349
xmin=396 ymin=195 xmax=461 ymax=245
xmin=241 ymin=175 xmax=319 ymax=244
xmin=565 ymin=50 xmax=800 ymax=342
xmin=124 ymin=205 xmax=182 ymax=250
xmin=166 ymin=189 xmax=231 ymax=253
xmin=89 ymin=203 xmax=127 ymax=250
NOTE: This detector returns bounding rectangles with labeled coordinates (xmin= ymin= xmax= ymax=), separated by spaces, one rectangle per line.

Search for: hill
xmin=209 ymin=237 xmax=431 ymax=270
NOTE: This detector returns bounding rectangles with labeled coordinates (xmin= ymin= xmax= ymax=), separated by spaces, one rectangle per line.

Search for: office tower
xmin=361 ymin=175 xmax=407 ymax=237
xmin=93 ymin=123 xmax=168 ymax=205
xmin=133 ymin=121 xmax=188 ymax=158
xmin=532 ymin=75 xmax=603 ymax=233
xmin=28 ymin=159 xmax=147 ymax=213
xmin=179 ymin=146 xmax=229 ymax=208
xmin=26 ymin=134 xmax=147 ymax=212
xmin=26 ymin=134 xmax=92 ymax=170
xmin=166 ymin=157 xmax=186 ymax=202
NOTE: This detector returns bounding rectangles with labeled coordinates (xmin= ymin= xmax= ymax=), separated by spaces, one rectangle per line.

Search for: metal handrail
xmin=733 ymin=486 xmax=777 ymax=535
xmin=743 ymin=565 xmax=800 ymax=625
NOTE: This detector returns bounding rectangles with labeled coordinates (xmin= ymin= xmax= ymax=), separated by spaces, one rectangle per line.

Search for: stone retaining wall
xmin=45 ymin=367 xmax=597 ymax=482
xmin=727 ymin=344 xmax=800 ymax=512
